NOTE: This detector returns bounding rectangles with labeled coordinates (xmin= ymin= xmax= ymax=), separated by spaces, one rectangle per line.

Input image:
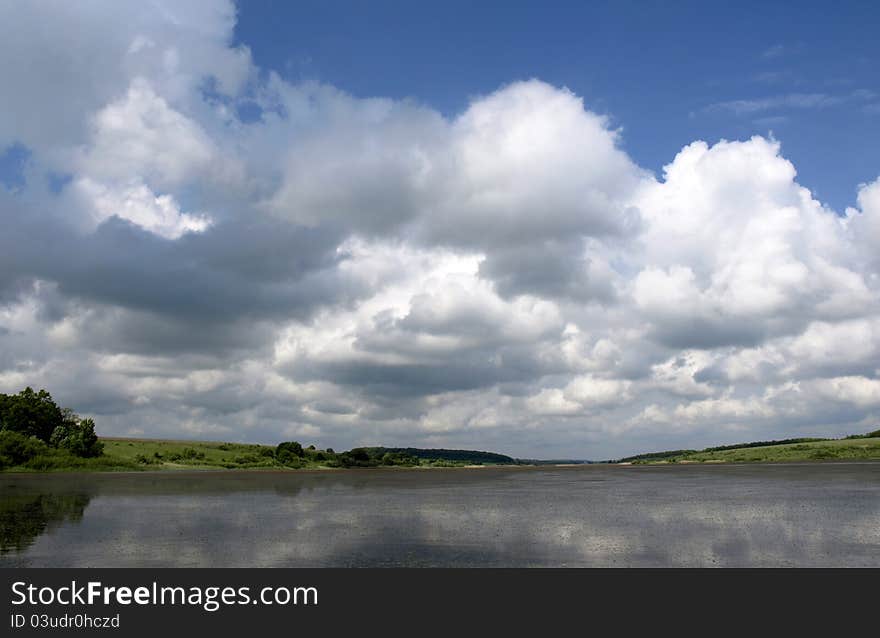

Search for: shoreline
xmin=4 ymin=457 xmax=880 ymax=477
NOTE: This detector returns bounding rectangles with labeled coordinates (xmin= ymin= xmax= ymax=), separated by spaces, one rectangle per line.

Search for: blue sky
xmin=235 ymin=0 xmax=880 ymax=211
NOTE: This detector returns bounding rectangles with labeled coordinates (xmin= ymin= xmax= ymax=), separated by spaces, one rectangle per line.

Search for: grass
xmin=101 ymin=438 xmax=301 ymax=470
xmin=621 ymin=435 xmax=880 ymax=465
xmin=3 ymin=437 xmax=505 ymax=472
xmin=2 ymin=438 xmax=315 ymax=473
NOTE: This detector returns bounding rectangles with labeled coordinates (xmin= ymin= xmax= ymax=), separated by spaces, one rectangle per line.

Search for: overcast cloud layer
xmin=1 ymin=0 xmax=878 ymax=458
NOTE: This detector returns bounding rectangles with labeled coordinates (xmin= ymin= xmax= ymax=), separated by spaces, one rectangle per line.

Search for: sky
xmin=0 ymin=1 xmax=878 ymax=459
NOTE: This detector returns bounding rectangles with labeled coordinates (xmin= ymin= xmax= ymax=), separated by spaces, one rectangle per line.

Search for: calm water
xmin=2 ymin=463 xmax=879 ymax=567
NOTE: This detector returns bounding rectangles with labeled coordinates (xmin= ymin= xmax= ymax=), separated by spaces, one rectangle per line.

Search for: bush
xmin=0 ymin=430 xmax=49 ymax=468
xmin=50 ymin=415 xmax=103 ymax=458
xmin=180 ymin=448 xmax=205 ymax=461
xmin=276 ymin=441 xmax=304 ymax=465
xmin=381 ymin=452 xmax=418 ymax=466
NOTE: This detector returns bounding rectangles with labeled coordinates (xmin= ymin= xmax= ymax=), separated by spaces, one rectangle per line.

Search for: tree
xmin=276 ymin=441 xmax=304 ymax=465
xmin=0 ymin=388 xmax=105 ymax=464
xmin=0 ymin=387 xmax=64 ymax=442
xmin=49 ymin=411 xmax=103 ymax=458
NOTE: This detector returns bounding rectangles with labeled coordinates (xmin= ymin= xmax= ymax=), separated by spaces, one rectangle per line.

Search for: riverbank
xmin=0 ymin=437 xmax=521 ymax=472
xmin=4 ymin=431 xmax=880 ymax=473
xmin=615 ymin=433 xmax=880 ymax=465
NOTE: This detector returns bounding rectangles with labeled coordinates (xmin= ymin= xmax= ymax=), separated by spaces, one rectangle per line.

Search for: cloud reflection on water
xmin=1 ymin=465 xmax=878 ymax=567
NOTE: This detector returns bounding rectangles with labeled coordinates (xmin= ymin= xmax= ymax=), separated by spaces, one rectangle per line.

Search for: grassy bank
xmin=616 ymin=432 xmax=880 ymax=465
xmin=1 ymin=437 xmax=518 ymax=472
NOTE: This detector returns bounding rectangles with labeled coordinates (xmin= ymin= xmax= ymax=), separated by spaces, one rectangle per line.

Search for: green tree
xmin=276 ymin=441 xmax=304 ymax=465
xmin=0 ymin=387 xmax=64 ymax=442
xmin=49 ymin=410 xmax=103 ymax=458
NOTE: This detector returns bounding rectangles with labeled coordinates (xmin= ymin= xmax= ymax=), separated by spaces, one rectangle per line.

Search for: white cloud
xmin=812 ymin=376 xmax=880 ymax=408
xmin=0 ymin=0 xmax=250 ymax=154
xmin=68 ymin=177 xmax=211 ymax=239
xmin=631 ymin=137 xmax=874 ymax=347
xmin=847 ymin=178 xmax=880 ymax=261
xmin=79 ymin=78 xmax=217 ymax=188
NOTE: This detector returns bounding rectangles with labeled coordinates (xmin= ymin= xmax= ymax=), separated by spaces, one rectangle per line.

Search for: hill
xmin=612 ymin=430 xmax=880 ymax=464
xmin=364 ymin=447 xmax=516 ymax=465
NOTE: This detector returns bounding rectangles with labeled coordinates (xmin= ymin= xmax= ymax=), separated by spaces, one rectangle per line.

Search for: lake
xmin=2 ymin=462 xmax=879 ymax=567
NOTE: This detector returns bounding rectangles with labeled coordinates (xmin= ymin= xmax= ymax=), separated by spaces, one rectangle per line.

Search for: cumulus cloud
xmin=0 ymin=0 xmax=878 ymax=458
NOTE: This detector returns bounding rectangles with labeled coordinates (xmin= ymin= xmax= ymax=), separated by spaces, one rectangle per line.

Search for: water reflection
xmin=1 ymin=485 xmax=92 ymax=554
xmin=1 ymin=464 xmax=878 ymax=567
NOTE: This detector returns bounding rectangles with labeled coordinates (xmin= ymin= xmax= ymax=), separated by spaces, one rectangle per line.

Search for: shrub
xmin=276 ymin=441 xmax=304 ymax=465
xmin=0 ymin=430 xmax=49 ymax=468
xmin=50 ymin=415 xmax=103 ymax=458
xmin=381 ymin=452 xmax=418 ymax=466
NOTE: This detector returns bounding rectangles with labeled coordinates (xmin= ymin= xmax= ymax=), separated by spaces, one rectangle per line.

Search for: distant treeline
xmin=515 ymin=459 xmax=591 ymax=465
xmin=613 ymin=449 xmax=699 ymax=463
xmin=366 ymin=447 xmax=517 ymax=465
xmin=249 ymin=444 xmax=517 ymax=469
xmin=844 ymin=429 xmax=880 ymax=440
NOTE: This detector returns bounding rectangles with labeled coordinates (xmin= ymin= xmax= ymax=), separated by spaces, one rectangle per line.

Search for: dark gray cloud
xmin=0 ymin=195 xmax=357 ymax=332
xmin=479 ymin=239 xmax=618 ymax=302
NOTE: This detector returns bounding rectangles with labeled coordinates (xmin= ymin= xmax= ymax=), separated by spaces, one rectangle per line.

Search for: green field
xmin=101 ymin=438 xmax=288 ymax=470
xmin=617 ymin=433 xmax=880 ymax=465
